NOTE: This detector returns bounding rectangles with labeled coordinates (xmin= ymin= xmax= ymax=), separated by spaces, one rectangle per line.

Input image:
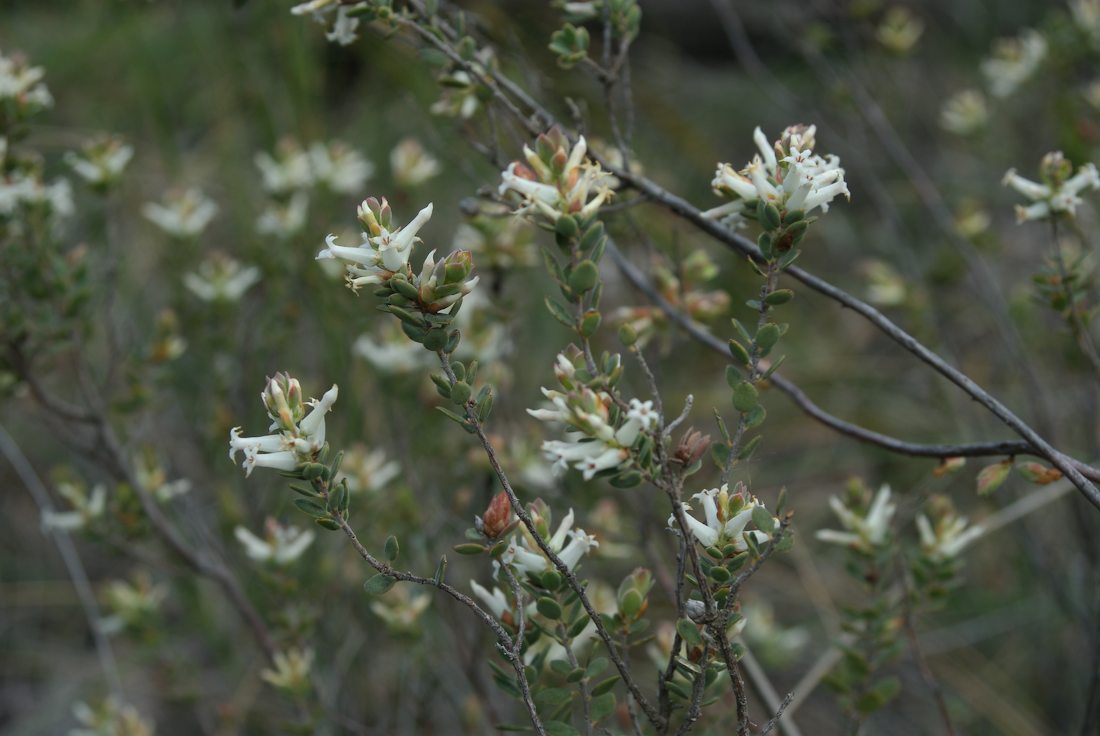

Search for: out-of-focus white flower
xmin=183 ymin=251 xmax=261 ymax=303
xmin=256 ymin=191 xmax=309 ymax=238
xmin=955 ymin=201 xmax=992 ymax=238
xmin=42 ymin=482 xmax=107 ymax=532
xmin=0 ymin=50 xmax=52 ymax=113
xmin=668 ymin=482 xmax=773 ymax=551
xmin=70 ymin=698 xmax=154 ymax=736
xmin=100 ymin=572 xmax=167 ymax=635
xmin=741 ymin=599 xmax=810 ymax=666
xmin=816 ymin=484 xmax=896 ymax=553
xmin=0 ymin=170 xmax=73 ymax=224
xmin=65 ymin=136 xmax=134 ymax=188
xmin=337 ymin=443 xmax=401 ymax=493
xmin=255 ymin=139 xmax=313 ymax=195
xmin=875 ymin=7 xmax=924 ymax=54
xmin=705 ymin=124 xmax=848 ymax=227
xmin=291 ymin=1 xmax=367 ymax=46
xmin=862 ymin=259 xmax=907 ymax=307
xmin=143 ymin=188 xmax=217 ymax=238
xmin=498 ymin=130 xmax=615 ymax=224
xmin=453 ymin=216 xmax=537 ymax=269
xmin=1072 ymin=0 xmax=1100 ymax=47
xmin=229 ymin=373 xmax=338 ymax=477
xmin=370 ymin=586 xmax=432 ymax=632
xmin=309 ymin=140 xmax=373 ymax=194
xmin=1085 ymin=79 xmax=1100 ymax=111
xmin=354 ymin=325 xmax=435 ymax=373
xmin=939 ymin=90 xmax=988 ymax=136
xmin=317 ymin=198 xmax=434 ymax=286
xmin=916 ymin=499 xmax=984 ymax=562
xmin=390 ymin=138 xmax=442 ymax=188
xmin=235 ymin=518 xmax=316 ymax=565
xmin=261 ymin=647 xmax=313 ymax=693
xmin=133 ymin=453 xmax=191 ymax=502
xmin=1003 ymin=151 xmax=1099 ymax=223
xmin=981 ymin=29 xmax=1046 ymax=98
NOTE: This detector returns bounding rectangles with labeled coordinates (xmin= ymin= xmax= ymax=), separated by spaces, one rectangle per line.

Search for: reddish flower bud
xmin=479 ymin=491 xmax=515 ymax=540
xmin=674 ymin=428 xmax=711 ymax=466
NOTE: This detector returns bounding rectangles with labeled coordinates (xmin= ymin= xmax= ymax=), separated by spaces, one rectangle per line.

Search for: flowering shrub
xmin=4 ymin=2 xmax=1100 ymax=735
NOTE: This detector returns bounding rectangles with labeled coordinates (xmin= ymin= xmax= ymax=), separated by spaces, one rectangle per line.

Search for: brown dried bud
xmin=479 ymin=491 xmax=515 ymax=540
xmin=674 ymin=428 xmax=711 ymax=466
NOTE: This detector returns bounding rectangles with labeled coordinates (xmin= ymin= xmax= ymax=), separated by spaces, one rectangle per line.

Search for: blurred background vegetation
xmin=2 ymin=0 xmax=1099 ymax=734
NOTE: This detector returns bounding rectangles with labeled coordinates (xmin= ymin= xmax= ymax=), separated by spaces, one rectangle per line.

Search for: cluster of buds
xmin=669 ymin=481 xmax=775 ymax=553
xmin=228 ymin=373 xmax=338 ymax=477
xmin=0 ymin=49 xmax=53 ymax=127
xmin=498 ymin=128 xmax=614 ymax=225
xmin=528 ymin=346 xmax=656 ymax=482
xmin=816 ymin=483 xmax=897 ymax=555
xmin=182 ymin=251 xmax=261 ymax=303
xmin=704 ymin=125 xmax=849 ymax=233
xmin=1002 ymin=151 xmax=1099 ymax=223
xmin=64 ymin=135 xmax=133 ymax=191
xmin=613 ymin=251 xmax=729 ymax=347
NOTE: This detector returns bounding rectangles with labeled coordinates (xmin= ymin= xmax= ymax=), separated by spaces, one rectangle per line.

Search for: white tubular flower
xmin=325 ymin=6 xmax=361 ymax=45
xmin=981 ymin=29 xmax=1047 ymax=98
xmin=256 ymin=191 xmax=309 ymax=238
xmin=255 ymin=139 xmax=313 ymax=194
xmin=706 ymin=124 xmax=849 ymax=228
xmin=669 ymin=482 xmax=772 ymax=551
xmin=235 ymin=519 xmax=316 ymax=565
xmin=143 ymin=187 xmax=218 ymax=238
xmin=816 ymin=484 xmax=896 ymax=554
xmin=338 ymin=444 xmax=400 ymax=493
xmin=183 ymin=251 xmax=261 ymax=303
xmin=64 ymin=136 xmax=133 ymax=188
xmin=504 ymin=504 xmax=599 ymax=574
xmin=309 ymin=140 xmax=373 ymax=194
xmin=939 ymin=90 xmax=988 ymax=136
xmin=41 ymin=482 xmax=107 ymax=532
xmin=317 ymin=199 xmax=434 ymax=287
xmin=229 ymin=374 xmax=337 ymax=477
xmin=390 ymin=138 xmax=442 ymax=187
xmin=1003 ymin=151 xmax=1100 ymax=223
xmin=471 ymin=580 xmax=511 ymax=619
xmin=558 ymin=528 xmax=599 ymax=569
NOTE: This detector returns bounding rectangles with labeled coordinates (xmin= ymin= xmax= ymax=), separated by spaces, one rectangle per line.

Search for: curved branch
xmin=605 ymin=239 xmax=1100 ymax=484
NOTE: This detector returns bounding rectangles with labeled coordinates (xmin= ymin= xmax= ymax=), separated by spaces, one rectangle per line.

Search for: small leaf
xmin=544 ymin=297 xmax=575 ymax=327
xmin=537 ymin=597 xmax=563 ymax=619
xmin=453 ymin=543 xmax=487 ymax=555
xmin=364 ymin=574 xmax=396 ymax=595
xmin=676 ymin=618 xmax=702 ymax=647
xmin=590 ymin=692 xmax=616 ymax=723
xmin=732 ymin=381 xmax=759 ymax=413
xmin=591 ymin=675 xmax=620 ymax=696
xmin=751 ymin=505 xmax=776 ymax=534
xmin=384 ymin=535 xmax=400 ymax=562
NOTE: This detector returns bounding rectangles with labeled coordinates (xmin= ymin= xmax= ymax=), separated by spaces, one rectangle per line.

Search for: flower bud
xmin=478 ymin=491 xmax=515 ymax=540
xmin=674 ymin=428 xmax=711 ymax=466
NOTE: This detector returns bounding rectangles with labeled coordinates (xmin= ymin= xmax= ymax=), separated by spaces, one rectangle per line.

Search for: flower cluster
xmin=317 ymin=197 xmax=434 ymax=288
xmin=816 ymin=484 xmax=897 ymax=554
xmin=291 ymin=1 xmax=367 ymax=46
xmin=41 ymin=481 xmax=106 ymax=532
xmin=915 ymin=496 xmax=983 ymax=563
xmin=255 ymin=137 xmax=373 ymax=196
xmin=100 ymin=572 xmax=167 ymax=635
xmin=228 ymin=373 xmax=338 ymax=477
xmin=0 ymin=49 xmax=53 ymax=123
xmin=981 ymin=29 xmax=1046 ymax=99
xmin=183 ymin=251 xmax=261 ymax=303
xmin=1003 ymin=151 xmax=1099 ymax=223
xmin=235 ymin=517 xmax=316 ymax=565
xmin=498 ymin=128 xmax=614 ymax=224
xmin=669 ymin=482 xmax=773 ymax=551
xmin=502 ymin=502 xmax=599 ymax=575
xmin=390 ymin=137 xmax=442 ymax=188
xmin=70 ymin=698 xmax=154 ymax=736
xmin=528 ymin=347 xmax=654 ymax=480
xmin=64 ymin=135 xmax=134 ymax=190
xmin=704 ymin=124 xmax=849 ymax=227
xmin=143 ymin=187 xmax=218 ymax=238
xmin=939 ymin=90 xmax=988 ymax=136
xmin=261 ymin=647 xmax=314 ymax=693
xmin=0 ymin=165 xmax=73 ymax=226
